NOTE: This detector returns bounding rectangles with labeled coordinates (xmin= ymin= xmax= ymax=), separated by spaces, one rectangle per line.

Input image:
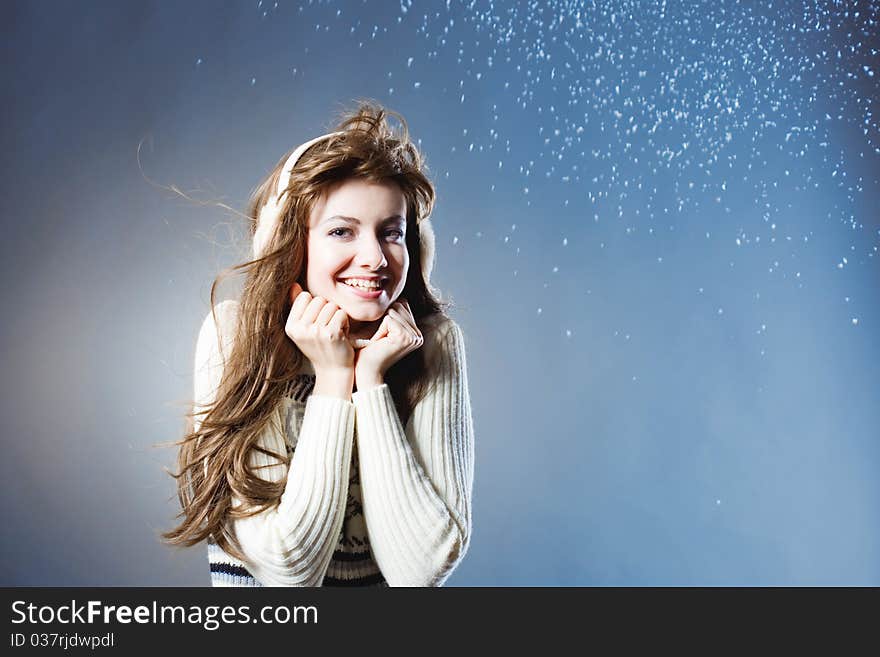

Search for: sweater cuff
xmin=306 ymin=392 xmax=356 ymax=411
xmin=351 ymin=383 xmax=397 ymax=432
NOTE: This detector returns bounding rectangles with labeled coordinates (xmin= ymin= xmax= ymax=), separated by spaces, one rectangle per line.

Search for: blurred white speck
xmin=852 ymin=318 xmax=859 ymax=325
xmin=552 ymin=266 xmax=558 ymax=273
xmin=250 ymin=77 xmax=256 ymax=85
xmin=196 ymin=57 xmax=202 ymax=67
xmin=452 ymin=236 xmax=458 ymax=245
xmin=414 ymin=81 xmax=421 ymax=89
xmin=537 ymin=307 xmax=542 ymax=315
xmin=717 ymin=308 xmax=724 ymax=315
xmin=565 ymin=329 xmax=572 ymax=338
xmin=716 ymin=499 xmax=721 ymax=505
xmin=562 ymin=237 xmax=568 ymax=246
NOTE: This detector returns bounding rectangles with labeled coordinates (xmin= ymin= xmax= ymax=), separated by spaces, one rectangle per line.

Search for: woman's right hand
xmin=286 ymin=282 xmax=355 ymax=374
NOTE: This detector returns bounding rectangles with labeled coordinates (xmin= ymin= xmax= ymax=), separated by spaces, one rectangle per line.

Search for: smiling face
xmin=305 ymin=178 xmax=410 ymax=339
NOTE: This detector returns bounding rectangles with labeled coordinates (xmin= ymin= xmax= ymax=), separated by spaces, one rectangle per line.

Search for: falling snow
xmin=239 ymin=0 xmax=876 ymax=360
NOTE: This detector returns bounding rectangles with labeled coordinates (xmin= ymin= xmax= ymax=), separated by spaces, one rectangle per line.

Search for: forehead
xmin=310 ymin=178 xmax=406 ymax=227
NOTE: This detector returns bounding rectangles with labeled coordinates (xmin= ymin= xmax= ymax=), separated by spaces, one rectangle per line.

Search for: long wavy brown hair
xmin=163 ymin=100 xmax=451 ymax=563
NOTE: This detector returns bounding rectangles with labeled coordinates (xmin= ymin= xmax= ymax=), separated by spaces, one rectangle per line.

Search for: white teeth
xmin=341 ymin=279 xmax=382 ymax=290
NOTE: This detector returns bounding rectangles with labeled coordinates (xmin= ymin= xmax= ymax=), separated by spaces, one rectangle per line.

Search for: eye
xmin=328 ymin=228 xmax=352 ymax=237
xmin=385 ymin=229 xmax=405 ymax=240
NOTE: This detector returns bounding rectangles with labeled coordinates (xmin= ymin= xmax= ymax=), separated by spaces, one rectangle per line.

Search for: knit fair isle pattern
xmin=207 ymin=373 xmax=388 ymax=587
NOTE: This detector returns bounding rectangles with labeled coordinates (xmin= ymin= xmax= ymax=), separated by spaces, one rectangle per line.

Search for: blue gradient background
xmin=1 ymin=1 xmax=877 ymax=585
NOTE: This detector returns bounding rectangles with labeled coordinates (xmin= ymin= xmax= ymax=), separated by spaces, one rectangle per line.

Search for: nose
xmin=356 ymin=235 xmax=388 ymax=271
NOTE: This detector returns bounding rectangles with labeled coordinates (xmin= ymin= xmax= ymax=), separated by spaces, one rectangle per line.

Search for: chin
xmin=345 ymin=307 xmax=385 ymax=322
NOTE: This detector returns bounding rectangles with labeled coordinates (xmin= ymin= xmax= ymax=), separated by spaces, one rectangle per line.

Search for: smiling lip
xmin=339 ymin=280 xmax=384 ymax=299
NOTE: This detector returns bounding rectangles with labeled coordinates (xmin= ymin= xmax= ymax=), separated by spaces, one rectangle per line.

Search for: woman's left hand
xmin=354 ymin=300 xmax=423 ymax=384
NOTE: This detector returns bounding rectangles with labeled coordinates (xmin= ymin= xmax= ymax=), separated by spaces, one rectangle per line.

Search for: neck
xmin=348 ymin=318 xmax=383 ymax=341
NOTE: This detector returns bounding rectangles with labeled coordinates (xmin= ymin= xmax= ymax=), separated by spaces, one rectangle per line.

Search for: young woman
xmin=164 ymin=102 xmax=475 ymax=587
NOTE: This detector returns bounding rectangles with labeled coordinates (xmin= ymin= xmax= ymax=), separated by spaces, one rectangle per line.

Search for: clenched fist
xmin=286 ymin=282 xmax=355 ymax=375
xmin=354 ymin=299 xmax=424 ymax=385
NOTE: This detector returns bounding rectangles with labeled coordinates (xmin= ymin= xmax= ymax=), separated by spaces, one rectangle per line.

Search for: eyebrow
xmin=321 ymin=214 xmax=406 ymax=226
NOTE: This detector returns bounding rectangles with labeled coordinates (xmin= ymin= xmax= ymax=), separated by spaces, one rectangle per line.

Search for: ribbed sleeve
xmin=193 ymin=300 xmax=239 ymax=431
xmin=352 ymin=319 xmax=475 ymax=586
xmin=193 ymin=301 xmax=355 ymax=587
xmin=229 ymin=395 xmax=354 ymax=586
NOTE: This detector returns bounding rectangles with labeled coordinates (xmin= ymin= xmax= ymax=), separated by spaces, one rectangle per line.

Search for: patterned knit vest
xmin=207 ymin=373 xmax=388 ymax=587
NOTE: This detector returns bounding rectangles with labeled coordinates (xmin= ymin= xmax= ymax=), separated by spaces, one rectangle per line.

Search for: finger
xmin=383 ymin=314 xmax=412 ymax=341
xmin=385 ymin=308 xmax=408 ymax=332
xmin=317 ymin=301 xmax=340 ymax=327
xmin=302 ymin=296 xmax=328 ymax=324
xmin=328 ymin=308 xmax=349 ymax=337
xmin=391 ymin=300 xmax=419 ymax=333
xmin=290 ymin=286 xmax=313 ymax=320
xmin=387 ymin=307 xmax=420 ymax=337
xmin=388 ymin=314 xmax=424 ymax=351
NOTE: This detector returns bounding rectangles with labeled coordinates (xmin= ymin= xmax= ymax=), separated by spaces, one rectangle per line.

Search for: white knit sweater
xmin=192 ymin=300 xmax=474 ymax=587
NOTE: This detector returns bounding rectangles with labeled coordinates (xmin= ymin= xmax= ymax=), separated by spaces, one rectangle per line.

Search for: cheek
xmin=305 ymin=242 xmax=339 ymax=279
xmin=396 ymin=250 xmax=410 ymax=282
xmin=392 ymin=243 xmax=409 ymax=267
